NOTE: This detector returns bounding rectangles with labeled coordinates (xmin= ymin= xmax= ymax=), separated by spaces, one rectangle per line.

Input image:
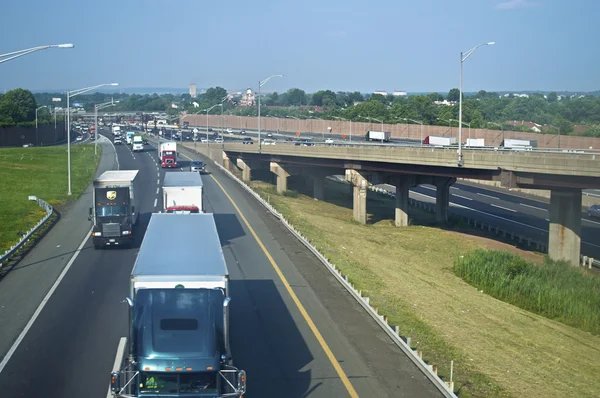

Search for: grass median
xmin=235 ymin=172 xmax=600 ymax=398
xmin=0 ymin=145 xmax=100 ymax=254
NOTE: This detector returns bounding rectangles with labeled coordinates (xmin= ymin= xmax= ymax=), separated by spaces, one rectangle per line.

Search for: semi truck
xmin=465 ymin=138 xmax=485 ymax=147
xmin=159 ymin=141 xmax=178 ymax=168
xmin=423 ymin=136 xmax=457 ymax=146
xmin=163 ymin=171 xmax=203 ymax=214
xmin=112 ymin=125 xmax=121 ymax=136
xmin=500 ymin=138 xmax=537 ymax=151
xmin=126 ymin=132 xmax=135 ymax=145
xmin=109 ymin=213 xmax=247 ymax=398
xmin=132 ymin=135 xmax=144 ymax=152
xmin=365 ymin=130 xmax=391 ymax=142
xmin=89 ymin=170 xmax=140 ymax=249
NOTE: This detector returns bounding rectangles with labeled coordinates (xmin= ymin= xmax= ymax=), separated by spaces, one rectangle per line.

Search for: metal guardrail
xmin=0 ymin=196 xmax=54 ymax=267
xmin=202 ymin=155 xmax=458 ymax=398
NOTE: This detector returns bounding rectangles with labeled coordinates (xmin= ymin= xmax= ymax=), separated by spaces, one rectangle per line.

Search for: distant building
xmin=373 ymin=90 xmax=388 ymax=96
xmin=239 ymin=87 xmax=256 ymax=107
xmin=392 ymin=90 xmax=407 ymax=97
xmin=434 ymin=100 xmax=455 ymax=106
xmin=189 ymin=83 xmax=197 ymax=98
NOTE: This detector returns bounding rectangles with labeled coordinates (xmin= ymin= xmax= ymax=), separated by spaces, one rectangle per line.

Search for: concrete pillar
xmin=222 ymin=152 xmax=231 ymax=171
xmin=434 ymin=177 xmax=456 ymax=223
xmin=549 ymin=189 xmax=582 ymax=266
xmin=270 ymin=162 xmax=290 ymax=194
xmin=236 ymin=158 xmax=251 ymax=182
xmin=346 ymin=169 xmax=367 ymax=224
xmin=313 ymin=177 xmax=325 ymax=201
xmin=392 ymin=176 xmax=416 ymax=227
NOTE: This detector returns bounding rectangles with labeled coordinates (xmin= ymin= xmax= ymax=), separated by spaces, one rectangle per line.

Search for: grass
xmin=239 ymin=175 xmax=600 ymax=398
xmin=454 ymin=249 xmax=600 ymax=335
xmin=0 ymin=145 xmax=100 ymax=253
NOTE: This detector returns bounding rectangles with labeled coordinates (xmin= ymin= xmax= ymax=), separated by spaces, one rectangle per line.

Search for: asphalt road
xmin=0 ymin=132 xmax=442 ymax=397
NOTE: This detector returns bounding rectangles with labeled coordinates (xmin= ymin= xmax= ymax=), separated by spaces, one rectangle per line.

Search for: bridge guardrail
xmin=0 ymin=196 xmax=54 ymax=267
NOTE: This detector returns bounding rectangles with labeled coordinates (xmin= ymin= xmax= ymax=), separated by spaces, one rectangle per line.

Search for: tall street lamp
xmin=258 ymin=74 xmax=283 ymax=151
xmin=202 ymin=104 xmax=222 ymax=145
xmin=332 ymin=116 xmax=352 ymax=142
xmin=458 ymin=41 xmax=495 ymax=166
xmin=66 ymin=83 xmax=118 ymax=195
xmin=35 ymin=105 xmax=48 ymax=146
xmin=487 ymin=122 xmax=504 ymax=145
xmin=0 ymin=43 xmax=73 ymax=64
xmin=358 ymin=115 xmax=384 ymax=134
xmin=450 ymin=118 xmax=471 ymax=140
xmin=95 ymin=99 xmax=118 ymax=155
xmin=401 ymin=117 xmax=424 ymax=145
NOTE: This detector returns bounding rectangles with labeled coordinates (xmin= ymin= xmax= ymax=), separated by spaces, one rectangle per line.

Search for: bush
xmin=454 ymin=249 xmax=600 ymax=335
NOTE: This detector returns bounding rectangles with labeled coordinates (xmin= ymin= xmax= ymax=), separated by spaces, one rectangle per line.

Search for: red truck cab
xmin=161 ymin=150 xmax=177 ymax=168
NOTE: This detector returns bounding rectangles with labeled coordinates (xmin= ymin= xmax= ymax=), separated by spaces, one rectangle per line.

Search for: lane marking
xmin=421 ymin=185 xmax=436 ymax=191
xmin=520 ymin=203 xmax=546 ymax=212
xmin=584 ymin=192 xmax=600 ymax=198
xmin=0 ymin=227 xmax=92 ymax=374
xmin=210 ymin=175 xmax=359 ymax=398
xmin=106 ymin=337 xmax=127 ymax=398
xmin=584 ymin=218 xmax=600 ymax=226
xmin=477 ymin=192 xmax=499 ymax=200
xmin=157 ymin=172 xmax=160 ymax=177
xmin=153 ymin=198 xmax=157 ymax=208
xmin=491 ymin=204 xmax=517 ymax=213
xmin=450 ymin=187 xmax=459 ymax=190
xmin=156 ymin=188 xmax=159 ymax=194
xmin=452 ymin=194 xmax=472 ymax=201
xmin=156 ymin=179 xmax=159 ymax=185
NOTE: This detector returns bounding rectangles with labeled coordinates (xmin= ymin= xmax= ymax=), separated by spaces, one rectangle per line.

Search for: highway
xmin=0 ymin=131 xmax=442 ymax=397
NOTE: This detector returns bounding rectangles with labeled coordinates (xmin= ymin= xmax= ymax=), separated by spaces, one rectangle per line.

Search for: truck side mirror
xmin=237 ymin=370 xmax=246 ymax=395
xmin=110 ymin=371 xmax=120 ymax=393
xmin=88 ymin=207 xmax=92 ymax=221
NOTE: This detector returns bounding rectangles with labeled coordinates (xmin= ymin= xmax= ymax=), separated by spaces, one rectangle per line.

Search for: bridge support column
xmin=391 ymin=176 xmax=417 ymax=227
xmin=313 ymin=176 xmax=325 ymax=201
xmin=434 ymin=177 xmax=456 ymax=223
xmin=222 ymin=152 xmax=231 ymax=171
xmin=270 ymin=162 xmax=290 ymax=193
xmin=549 ymin=189 xmax=582 ymax=266
xmin=236 ymin=158 xmax=251 ymax=182
xmin=346 ymin=169 xmax=368 ymax=224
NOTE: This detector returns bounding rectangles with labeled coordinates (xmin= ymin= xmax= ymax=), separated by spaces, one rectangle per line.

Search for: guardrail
xmin=0 ymin=196 xmax=54 ymax=267
xmin=198 ymin=153 xmax=458 ymax=397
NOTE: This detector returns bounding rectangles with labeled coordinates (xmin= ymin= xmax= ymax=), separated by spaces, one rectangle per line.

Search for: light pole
xmin=220 ymin=96 xmax=227 ymax=140
xmin=487 ymin=122 xmax=504 ymax=146
xmin=35 ymin=105 xmax=48 ymax=146
xmin=258 ymin=74 xmax=283 ymax=151
xmin=358 ymin=115 xmax=383 ymax=132
xmin=0 ymin=43 xmax=73 ymax=64
xmin=450 ymin=118 xmax=471 ymax=140
xmin=332 ymin=116 xmax=352 ymax=142
xmin=458 ymin=41 xmax=495 ymax=166
xmin=401 ymin=117 xmax=424 ymax=145
xmin=202 ymin=104 xmax=221 ymax=146
xmin=94 ymin=99 xmax=118 ymax=155
xmin=67 ymin=83 xmax=118 ymax=195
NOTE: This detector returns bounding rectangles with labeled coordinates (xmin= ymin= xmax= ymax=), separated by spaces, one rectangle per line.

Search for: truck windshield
xmin=96 ymin=205 xmax=128 ymax=217
xmin=163 ymin=151 xmax=176 ymax=156
xmin=139 ymin=372 xmax=217 ymax=394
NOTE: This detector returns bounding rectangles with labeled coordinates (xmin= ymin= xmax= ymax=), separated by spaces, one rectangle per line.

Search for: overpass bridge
xmin=197 ymin=141 xmax=600 ymax=266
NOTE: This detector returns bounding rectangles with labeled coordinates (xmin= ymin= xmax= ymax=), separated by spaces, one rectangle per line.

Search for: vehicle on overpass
xmin=423 ymin=136 xmax=457 ymax=146
xmin=500 ymin=138 xmax=537 ymax=151
xmin=465 ymin=138 xmax=485 ymax=147
xmin=163 ymin=172 xmax=203 ymax=214
xmin=365 ymin=130 xmax=391 ymax=142
xmin=110 ymin=213 xmax=247 ymax=398
xmin=588 ymin=204 xmax=600 ymax=218
xmin=89 ymin=170 xmax=140 ymax=249
xmin=158 ymin=141 xmax=178 ymax=168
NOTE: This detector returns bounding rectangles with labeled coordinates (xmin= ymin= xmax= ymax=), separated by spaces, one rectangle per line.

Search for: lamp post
xmin=487 ymin=122 xmax=504 ymax=146
xmin=450 ymin=118 xmax=471 ymax=140
xmin=258 ymin=74 xmax=283 ymax=151
xmin=0 ymin=43 xmax=73 ymax=64
xmin=358 ymin=115 xmax=383 ymax=132
xmin=35 ymin=105 xmax=48 ymax=146
xmin=458 ymin=41 xmax=495 ymax=166
xmin=400 ymin=117 xmax=424 ymax=145
xmin=201 ymin=104 xmax=221 ymax=146
xmin=332 ymin=116 xmax=352 ymax=142
xmin=94 ymin=99 xmax=118 ymax=155
xmin=66 ymin=83 xmax=118 ymax=195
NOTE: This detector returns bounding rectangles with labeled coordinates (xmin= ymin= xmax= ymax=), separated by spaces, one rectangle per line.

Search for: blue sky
xmin=0 ymin=0 xmax=598 ymax=94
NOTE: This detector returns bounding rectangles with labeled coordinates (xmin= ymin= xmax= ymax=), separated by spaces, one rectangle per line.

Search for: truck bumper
xmin=161 ymin=163 xmax=178 ymax=168
xmin=92 ymin=235 xmax=133 ymax=248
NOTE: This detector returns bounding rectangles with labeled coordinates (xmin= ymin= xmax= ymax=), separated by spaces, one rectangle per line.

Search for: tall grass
xmin=454 ymin=249 xmax=600 ymax=335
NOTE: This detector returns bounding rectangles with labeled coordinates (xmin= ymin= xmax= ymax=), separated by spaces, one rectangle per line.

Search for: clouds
xmin=495 ymin=0 xmax=540 ymax=10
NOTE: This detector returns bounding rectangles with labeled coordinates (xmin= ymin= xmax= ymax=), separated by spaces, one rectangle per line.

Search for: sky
xmin=0 ymin=0 xmax=598 ymax=94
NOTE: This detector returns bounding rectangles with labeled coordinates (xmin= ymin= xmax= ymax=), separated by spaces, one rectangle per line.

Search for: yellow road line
xmin=210 ymin=174 xmax=359 ymax=398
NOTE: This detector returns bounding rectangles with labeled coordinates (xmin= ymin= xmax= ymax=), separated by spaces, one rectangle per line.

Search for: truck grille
xmin=102 ymin=223 xmax=121 ymax=237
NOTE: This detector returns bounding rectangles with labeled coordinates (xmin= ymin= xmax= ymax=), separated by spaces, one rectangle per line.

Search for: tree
xmin=0 ymin=88 xmax=37 ymax=124
xmin=553 ymin=117 xmax=573 ymax=135
xmin=582 ymin=126 xmax=600 ymax=137
xmin=265 ymin=92 xmax=279 ymax=106
xmin=547 ymin=92 xmax=558 ymax=103
xmin=428 ymin=92 xmax=443 ymax=102
xmin=369 ymin=94 xmax=387 ymax=104
xmin=447 ymin=88 xmax=460 ymax=102
xmin=204 ymin=87 xmax=227 ymax=104
xmin=282 ymin=88 xmax=306 ymax=106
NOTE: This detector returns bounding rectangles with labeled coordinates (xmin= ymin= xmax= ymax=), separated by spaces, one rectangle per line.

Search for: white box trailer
xmin=163 ymin=171 xmax=203 ymax=213
xmin=365 ymin=131 xmax=391 ymax=142
xmin=465 ymin=138 xmax=485 ymax=147
xmin=424 ymin=136 xmax=457 ymax=146
xmin=501 ymin=138 xmax=535 ymax=150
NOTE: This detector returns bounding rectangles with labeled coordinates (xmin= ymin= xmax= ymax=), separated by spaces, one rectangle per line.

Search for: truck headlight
xmin=92 ymin=232 xmax=102 ymax=236
xmin=122 ymin=230 xmax=131 ymax=236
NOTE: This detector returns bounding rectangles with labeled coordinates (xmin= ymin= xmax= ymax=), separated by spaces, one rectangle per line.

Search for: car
xmin=588 ymin=204 xmax=600 ymax=218
xmin=240 ymin=130 xmax=246 ymax=135
xmin=226 ymin=128 xmax=233 ymax=133
xmin=200 ymin=138 xmax=208 ymax=143
xmin=190 ymin=160 xmax=205 ymax=173
xmin=266 ymin=132 xmax=273 ymax=138
xmin=262 ymin=139 xmax=276 ymax=146
xmin=76 ymin=136 xmax=83 ymax=141
xmin=242 ymin=137 xmax=253 ymax=144
xmin=325 ymin=138 xmax=334 ymax=144
xmin=295 ymin=139 xmax=314 ymax=146
xmin=114 ymin=137 xmax=123 ymax=145
xmin=22 ymin=143 xmax=34 ymax=148
xmin=214 ymin=138 xmax=224 ymax=143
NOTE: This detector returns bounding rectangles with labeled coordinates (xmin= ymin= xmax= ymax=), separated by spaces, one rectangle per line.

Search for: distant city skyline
xmin=2 ymin=0 xmax=598 ymax=93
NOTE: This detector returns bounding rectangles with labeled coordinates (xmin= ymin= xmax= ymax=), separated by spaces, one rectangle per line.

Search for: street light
xmin=450 ymin=118 xmax=471 ymax=140
xmin=35 ymin=105 xmax=48 ymax=146
xmin=201 ymin=104 xmax=222 ymax=145
xmin=258 ymin=74 xmax=283 ymax=151
xmin=94 ymin=99 xmax=118 ymax=155
xmin=487 ymin=122 xmax=504 ymax=145
xmin=0 ymin=43 xmax=74 ymax=64
xmin=358 ymin=115 xmax=384 ymax=133
xmin=66 ymin=83 xmax=118 ymax=195
xmin=458 ymin=41 xmax=495 ymax=166
xmin=332 ymin=116 xmax=352 ymax=142
xmin=400 ymin=117 xmax=424 ymax=145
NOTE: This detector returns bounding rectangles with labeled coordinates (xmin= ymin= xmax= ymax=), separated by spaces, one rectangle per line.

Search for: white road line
xmin=450 ymin=187 xmax=459 ymax=190
xmin=106 ymin=337 xmax=127 ymax=398
xmin=156 ymin=179 xmax=160 ymax=184
xmin=491 ymin=204 xmax=517 ymax=213
xmin=546 ymin=218 xmax=549 ymax=221
xmin=584 ymin=192 xmax=600 ymax=198
xmin=153 ymin=198 xmax=157 ymax=207
xmin=584 ymin=218 xmax=600 ymax=226
xmin=156 ymin=188 xmax=159 ymax=194
xmin=477 ymin=192 xmax=499 ymax=200
xmin=520 ymin=203 xmax=547 ymax=212
xmin=452 ymin=194 xmax=472 ymax=201
xmin=0 ymin=227 xmax=92 ymax=374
